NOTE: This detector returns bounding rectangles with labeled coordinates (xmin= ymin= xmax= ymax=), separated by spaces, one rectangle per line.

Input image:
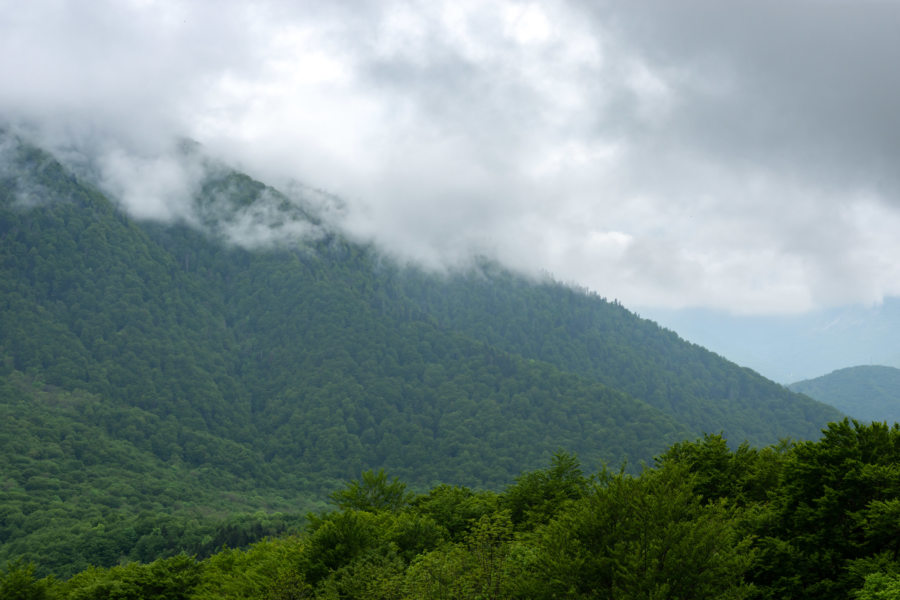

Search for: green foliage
xmin=330 ymin=470 xmax=414 ymax=513
xmin=0 ymin=130 xmax=847 ymax=580
xmin=528 ymin=463 xmax=754 ymax=599
xmin=657 ymin=433 xmax=791 ymax=505
xmin=410 ymin=485 xmax=499 ymax=542
xmin=402 ymin=544 xmax=473 ymax=599
xmin=0 ymin=369 xmax=306 ymax=576
xmin=301 ymin=511 xmax=384 ymax=585
xmin=402 ymin=512 xmax=519 ymax=600
xmin=2 ymin=438 xmax=897 ymax=600
xmin=658 ymin=421 xmax=900 ymax=600
xmin=60 ymin=554 xmax=200 ymax=600
xmin=193 ymin=537 xmax=309 ymax=600
xmin=790 ymin=365 xmax=900 ymax=424
xmin=750 ymin=419 xmax=900 ymax=598
xmin=502 ymin=450 xmax=587 ymax=527
xmin=463 ymin=511 xmax=515 ymax=599
xmin=397 ymin=263 xmax=844 ymax=446
xmin=0 ymin=561 xmax=53 ymax=600
xmin=855 ymin=572 xmax=900 ymax=600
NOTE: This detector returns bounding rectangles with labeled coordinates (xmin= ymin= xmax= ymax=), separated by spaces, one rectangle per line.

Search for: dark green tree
xmin=751 ymin=419 xmax=900 ymax=599
xmin=502 ymin=450 xmax=587 ymax=527
xmin=330 ymin=469 xmax=414 ymax=513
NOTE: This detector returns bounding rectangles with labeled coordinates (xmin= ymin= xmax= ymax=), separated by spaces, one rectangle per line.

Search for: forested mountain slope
xmin=0 ymin=129 xmax=842 ymax=574
xmin=397 ymin=267 xmax=837 ymax=445
xmin=0 ymin=372 xmax=306 ymax=575
xmin=790 ymin=365 xmax=900 ymax=424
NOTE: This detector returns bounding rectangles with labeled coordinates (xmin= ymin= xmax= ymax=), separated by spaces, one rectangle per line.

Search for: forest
xmin=0 ymin=130 xmax=870 ymax=596
xmin=790 ymin=366 xmax=900 ymax=425
xmin=4 ymin=420 xmax=900 ymax=599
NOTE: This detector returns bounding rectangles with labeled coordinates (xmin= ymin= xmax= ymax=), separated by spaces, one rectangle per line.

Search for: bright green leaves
xmin=855 ymin=572 xmax=900 ymax=600
xmin=0 ymin=561 xmax=52 ymax=600
xmin=12 ymin=432 xmax=900 ymax=600
xmin=61 ymin=555 xmax=200 ymax=600
xmin=192 ymin=537 xmax=309 ymax=600
xmin=528 ymin=463 xmax=753 ymax=600
xmin=402 ymin=511 xmax=519 ymax=600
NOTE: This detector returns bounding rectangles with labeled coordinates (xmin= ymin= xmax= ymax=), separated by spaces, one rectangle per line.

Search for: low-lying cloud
xmin=3 ymin=0 xmax=900 ymax=314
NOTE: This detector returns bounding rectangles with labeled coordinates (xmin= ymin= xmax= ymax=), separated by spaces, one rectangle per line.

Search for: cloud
xmin=95 ymin=147 xmax=203 ymax=222
xmin=3 ymin=0 xmax=900 ymax=314
xmin=592 ymin=0 xmax=900 ymax=186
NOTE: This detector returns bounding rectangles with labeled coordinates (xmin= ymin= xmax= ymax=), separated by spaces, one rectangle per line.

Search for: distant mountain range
xmin=789 ymin=365 xmax=900 ymax=425
xmin=0 ymin=128 xmax=844 ymax=574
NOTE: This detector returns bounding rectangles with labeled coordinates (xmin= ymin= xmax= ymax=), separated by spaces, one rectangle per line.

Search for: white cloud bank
xmin=3 ymin=0 xmax=900 ymax=314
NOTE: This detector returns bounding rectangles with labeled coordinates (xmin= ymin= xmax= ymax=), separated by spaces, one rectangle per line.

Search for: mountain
xmin=789 ymin=365 xmax=900 ymax=424
xmin=0 ymin=129 xmax=843 ymax=574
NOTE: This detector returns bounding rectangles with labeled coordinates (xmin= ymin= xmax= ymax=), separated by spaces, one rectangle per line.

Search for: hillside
xmin=395 ymin=268 xmax=834 ymax=444
xmin=789 ymin=365 xmax=900 ymax=424
xmin=8 ymin=421 xmax=900 ymax=600
xmin=0 ymin=372 xmax=306 ymax=575
xmin=0 ymin=129 xmax=843 ymax=574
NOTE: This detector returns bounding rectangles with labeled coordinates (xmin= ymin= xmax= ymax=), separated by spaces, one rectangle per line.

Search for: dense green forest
xmin=1 ymin=129 xmax=845 ymax=577
xmin=790 ymin=365 xmax=900 ymax=425
xmin=4 ymin=421 xmax=900 ymax=599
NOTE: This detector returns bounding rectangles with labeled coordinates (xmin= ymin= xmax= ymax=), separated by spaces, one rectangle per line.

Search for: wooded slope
xmin=0 ymin=130 xmax=843 ymax=574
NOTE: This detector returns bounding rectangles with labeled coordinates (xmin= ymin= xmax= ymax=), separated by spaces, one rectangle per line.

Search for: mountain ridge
xmin=789 ymin=365 xmax=900 ymax=424
xmin=0 ymin=129 xmax=844 ymax=573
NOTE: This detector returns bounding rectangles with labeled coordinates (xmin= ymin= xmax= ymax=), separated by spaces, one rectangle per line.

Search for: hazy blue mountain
xmin=789 ymin=365 xmax=900 ymax=425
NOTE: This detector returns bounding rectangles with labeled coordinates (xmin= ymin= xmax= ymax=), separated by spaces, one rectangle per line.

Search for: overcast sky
xmin=3 ymin=0 xmax=900 ymax=315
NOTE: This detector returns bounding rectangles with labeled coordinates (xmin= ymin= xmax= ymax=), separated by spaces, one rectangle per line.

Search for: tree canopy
xmin=6 ymin=422 xmax=900 ymax=599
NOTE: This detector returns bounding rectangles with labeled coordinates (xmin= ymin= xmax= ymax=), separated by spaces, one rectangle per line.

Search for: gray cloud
xmin=592 ymin=0 xmax=900 ymax=189
xmin=3 ymin=0 xmax=900 ymax=314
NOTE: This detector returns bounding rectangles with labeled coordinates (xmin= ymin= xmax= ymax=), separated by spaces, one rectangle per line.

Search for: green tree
xmin=657 ymin=433 xmax=790 ymax=506
xmin=301 ymin=510 xmax=383 ymax=586
xmin=412 ymin=485 xmax=498 ymax=542
xmin=751 ymin=419 xmax=900 ymax=598
xmin=330 ymin=469 xmax=413 ymax=513
xmin=0 ymin=561 xmax=52 ymax=600
xmin=401 ymin=512 xmax=517 ymax=600
xmin=503 ymin=450 xmax=587 ymax=528
xmin=529 ymin=463 xmax=753 ymax=599
xmin=61 ymin=554 xmax=200 ymax=600
xmin=855 ymin=572 xmax=900 ymax=600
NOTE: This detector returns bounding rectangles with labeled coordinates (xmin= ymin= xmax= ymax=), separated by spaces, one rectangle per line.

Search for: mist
xmin=4 ymin=0 xmax=900 ymax=315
